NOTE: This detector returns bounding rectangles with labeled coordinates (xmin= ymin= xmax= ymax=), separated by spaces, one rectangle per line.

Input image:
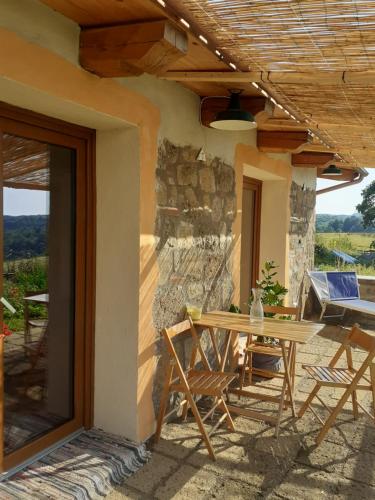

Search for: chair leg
xmin=154 ymin=364 xmax=173 ymax=443
xmin=220 ymin=396 xmax=235 ymax=431
xmin=248 ymin=351 xmax=253 ymax=386
xmin=298 ymin=382 xmax=321 ymax=418
xmin=370 ymin=363 xmax=375 ymax=423
xmin=275 ymin=376 xmax=288 ymax=438
xmin=316 ymin=386 xmax=354 ymax=445
xmin=239 ymin=350 xmax=248 ymax=394
xmin=186 ymin=392 xmax=216 ymax=460
xmin=182 ymin=397 xmax=190 ymax=421
xmin=351 ymin=390 xmax=359 ymax=420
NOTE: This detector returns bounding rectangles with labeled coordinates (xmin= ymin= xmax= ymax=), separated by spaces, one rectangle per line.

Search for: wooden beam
xmin=296 ymin=143 xmax=375 ymax=155
xmin=200 ymin=96 xmax=268 ymax=128
xmin=162 ymin=70 xmax=375 ymax=85
xmin=292 ymin=152 xmax=335 ymax=168
xmin=258 ymin=118 xmax=307 ymax=132
xmin=163 ymin=71 xmax=262 ymax=82
xmin=257 ymin=130 xmax=311 ymax=153
xmin=80 ymin=20 xmax=188 ymax=77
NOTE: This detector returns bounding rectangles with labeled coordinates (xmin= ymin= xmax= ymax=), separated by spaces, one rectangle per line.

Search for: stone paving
xmin=108 ymin=325 xmax=375 ymax=499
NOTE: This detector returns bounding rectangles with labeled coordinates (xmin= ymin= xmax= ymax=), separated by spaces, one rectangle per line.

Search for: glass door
xmin=0 ymin=110 xmax=93 ymax=471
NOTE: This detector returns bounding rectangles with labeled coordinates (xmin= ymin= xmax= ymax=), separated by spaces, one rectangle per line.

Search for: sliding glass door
xmin=0 ymin=105 xmax=94 ymax=471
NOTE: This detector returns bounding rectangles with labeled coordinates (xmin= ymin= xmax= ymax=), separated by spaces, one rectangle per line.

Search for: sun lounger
xmin=308 ymin=271 xmax=375 ymax=320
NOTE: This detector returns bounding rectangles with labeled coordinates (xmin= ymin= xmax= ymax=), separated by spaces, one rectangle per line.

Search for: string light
xmin=199 ymin=34 xmax=208 ymax=44
xmin=251 ymin=82 xmax=259 ymax=89
xmin=180 ymin=18 xmax=190 ymax=28
xmin=156 ymin=0 xmax=166 ymax=6
xmin=229 ymin=62 xmax=237 ymax=70
xmin=215 ymin=49 xmax=222 ymax=57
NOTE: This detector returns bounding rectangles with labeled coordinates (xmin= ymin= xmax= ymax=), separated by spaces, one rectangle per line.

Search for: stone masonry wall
xmin=289 ymin=179 xmax=316 ymax=305
xmin=152 ymin=139 xmax=237 ymax=410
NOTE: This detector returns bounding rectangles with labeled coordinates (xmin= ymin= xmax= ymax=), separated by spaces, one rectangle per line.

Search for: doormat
xmin=0 ymin=428 xmax=150 ymax=499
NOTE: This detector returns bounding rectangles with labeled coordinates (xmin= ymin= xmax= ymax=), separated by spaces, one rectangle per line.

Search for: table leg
xmin=220 ymin=330 xmax=232 ymax=372
xmin=281 ymin=340 xmax=296 ymax=417
xmin=275 ymin=372 xmax=288 ymax=438
xmin=208 ymin=327 xmax=221 ymax=369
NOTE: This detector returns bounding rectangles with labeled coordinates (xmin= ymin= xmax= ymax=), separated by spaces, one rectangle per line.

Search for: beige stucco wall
xmin=95 ymin=128 xmax=141 ymax=438
xmin=0 ymin=0 xmax=313 ymax=444
xmin=232 ymin=145 xmax=292 ymax=305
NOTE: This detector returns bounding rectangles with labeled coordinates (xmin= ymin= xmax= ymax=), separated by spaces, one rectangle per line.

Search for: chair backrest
xmin=162 ymin=319 xmax=211 ymax=387
xmin=263 ymin=304 xmax=300 ymax=320
xmin=326 ymin=271 xmax=360 ymax=300
xmin=308 ymin=271 xmax=330 ymax=304
xmin=329 ymin=325 xmax=375 ymax=372
xmin=349 ymin=325 xmax=375 ymax=353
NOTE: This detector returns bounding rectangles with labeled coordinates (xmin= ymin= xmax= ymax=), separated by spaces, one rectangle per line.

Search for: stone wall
xmin=152 ymin=139 xmax=237 ymax=409
xmin=289 ymin=173 xmax=317 ymax=305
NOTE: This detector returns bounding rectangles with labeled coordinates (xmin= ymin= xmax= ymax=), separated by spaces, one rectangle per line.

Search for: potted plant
xmin=249 ymin=260 xmax=288 ymax=375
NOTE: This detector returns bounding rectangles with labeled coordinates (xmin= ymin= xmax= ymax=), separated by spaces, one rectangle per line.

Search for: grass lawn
xmin=316 ymin=232 xmax=375 ymax=256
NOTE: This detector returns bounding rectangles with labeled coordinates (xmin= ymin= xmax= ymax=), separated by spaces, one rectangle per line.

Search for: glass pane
xmin=2 ymin=133 xmax=76 ymax=455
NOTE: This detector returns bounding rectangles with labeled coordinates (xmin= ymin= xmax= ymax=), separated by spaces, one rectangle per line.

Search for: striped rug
xmin=0 ymin=428 xmax=150 ymax=499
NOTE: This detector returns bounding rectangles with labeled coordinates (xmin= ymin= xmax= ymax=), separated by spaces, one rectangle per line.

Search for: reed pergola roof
xmin=176 ymin=0 xmax=375 ymax=167
xmin=3 ymin=134 xmax=49 ymax=191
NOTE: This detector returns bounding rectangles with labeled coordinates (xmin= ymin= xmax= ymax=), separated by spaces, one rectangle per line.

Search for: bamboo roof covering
xmin=177 ymin=0 xmax=375 ymax=167
xmin=3 ymin=134 xmax=49 ymax=191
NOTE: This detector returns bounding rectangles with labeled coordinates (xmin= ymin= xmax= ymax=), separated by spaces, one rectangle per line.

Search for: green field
xmin=315 ymin=232 xmax=375 ymax=276
xmin=316 ymin=232 xmax=375 ymax=256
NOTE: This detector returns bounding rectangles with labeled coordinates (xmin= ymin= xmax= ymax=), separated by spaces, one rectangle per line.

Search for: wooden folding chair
xmin=154 ymin=318 xmax=238 ymax=460
xmin=298 ymin=325 xmax=375 ymax=444
xmin=240 ymin=305 xmax=300 ymax=389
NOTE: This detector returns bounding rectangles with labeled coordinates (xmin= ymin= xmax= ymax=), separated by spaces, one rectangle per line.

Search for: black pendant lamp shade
xmin=321 ymin=164 xmax=342 ymax=176
xmin=210 ymin=91 xmax=257 ymax=131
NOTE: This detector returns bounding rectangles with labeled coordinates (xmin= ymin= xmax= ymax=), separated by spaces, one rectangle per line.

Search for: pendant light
xmin=321 ymin=165 xmax=342 ymax=176
xmin=210 ymin=90 xmax=257 ymax=131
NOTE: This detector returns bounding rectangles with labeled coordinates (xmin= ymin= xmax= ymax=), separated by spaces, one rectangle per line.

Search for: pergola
xmin=41 ymin=0 xmax=375 ymax=181
xmin=2 ymin=134 xmax=49 ymax=190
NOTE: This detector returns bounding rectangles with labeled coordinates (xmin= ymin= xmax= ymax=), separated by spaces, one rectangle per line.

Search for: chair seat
xmin=302 ymin=364 xmax=370 ymax=387
xmin=172 ymin=370 xmax=237 ymax=396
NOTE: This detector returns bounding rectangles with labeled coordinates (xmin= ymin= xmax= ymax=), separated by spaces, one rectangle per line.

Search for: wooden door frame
xmin=242 ymin=176 xmax=262 ymax=288
xmin=0 ymin=102 xmax=96 ymax=471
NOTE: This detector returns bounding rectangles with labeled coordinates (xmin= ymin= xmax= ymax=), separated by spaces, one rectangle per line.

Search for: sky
xmin=4 ymin=188 xmax=49 ymax=216
xmin=316 ymin=169 xmax=375 ymax=215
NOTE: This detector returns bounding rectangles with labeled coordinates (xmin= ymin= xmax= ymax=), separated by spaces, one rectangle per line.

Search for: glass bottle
xmin=249 ymin=288 xmax=264 ymax=324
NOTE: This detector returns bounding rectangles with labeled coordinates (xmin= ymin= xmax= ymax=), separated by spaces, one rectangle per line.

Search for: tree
xmin=342 ymin=214 xmax=363 ymax=233
xmin=357 ymin=180 xmax=375 ymax=228
xmin=328 ymin=219 xmax=343 ymax=232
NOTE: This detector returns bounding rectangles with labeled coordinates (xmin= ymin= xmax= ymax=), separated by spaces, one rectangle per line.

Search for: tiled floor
xmin=109 ymin=325 xmax=375 ymax=499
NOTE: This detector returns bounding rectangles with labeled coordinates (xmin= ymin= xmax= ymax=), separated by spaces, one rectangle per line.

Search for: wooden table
xmin=194 ymin=311 xmax=323 ymax=436
xmin=24 ymin=293 xmax=49 ymax=304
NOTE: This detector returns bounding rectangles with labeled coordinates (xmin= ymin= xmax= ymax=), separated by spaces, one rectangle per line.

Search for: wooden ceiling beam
xmin=80 ymin=20 xmax=188 ymax=77
xmin=200 ymin=96 xmax=269 ymax=128
xmin=257 ymin=130 xmax=311 ymax=153
xmin=292 ymin=152 xmax=336 ymax=168
xmin=297 ymin=143 xmax=375 ymax=155
xmin=163 ymin=71 xmax=262 ymax=82
xmin=162 ymin=70 xmax=375 ymax=85
xmin=258 ymin=118 xmax=307 ymax=132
